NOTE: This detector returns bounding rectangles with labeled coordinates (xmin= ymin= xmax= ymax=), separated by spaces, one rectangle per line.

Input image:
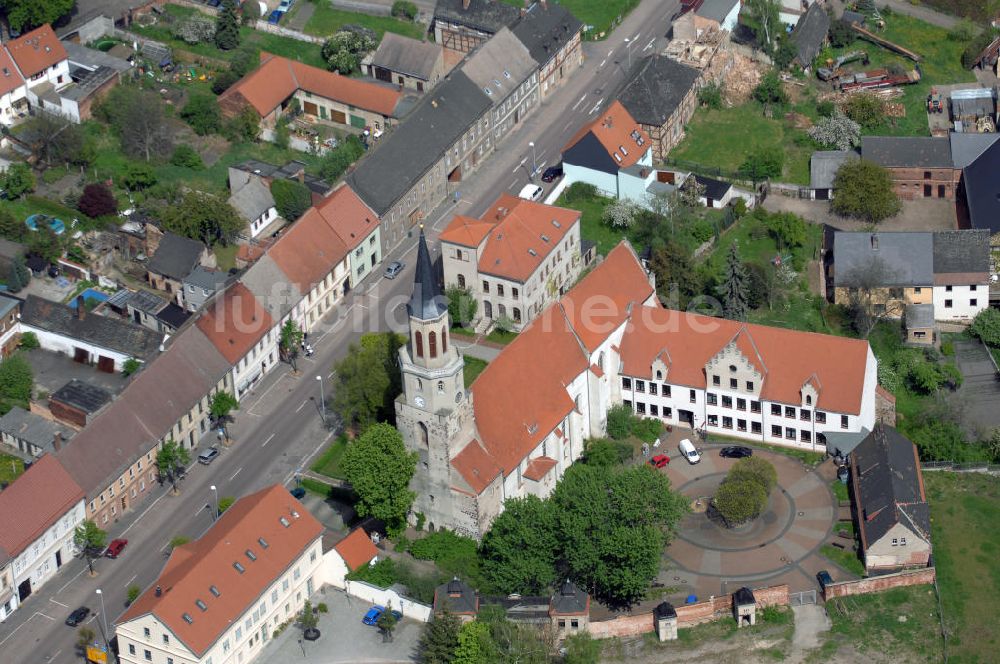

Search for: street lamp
xmin=528 ymin=141 xmax=537 ymax=178
xmin=95 ymin=589 xmax=110 ymax=658
xmin=316 ymin=375 xmax=326 ymax=426
xmin=624 ymin=37 xmax=633 ymax=70
xmin=210 ymin=485 xmax=218 ymax=522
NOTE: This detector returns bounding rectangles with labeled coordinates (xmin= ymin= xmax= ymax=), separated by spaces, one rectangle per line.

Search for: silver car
xmin=197 ymin=447 xmax=220 ymax=465
xmin=384 ymin=261 xmax=404 ymax=279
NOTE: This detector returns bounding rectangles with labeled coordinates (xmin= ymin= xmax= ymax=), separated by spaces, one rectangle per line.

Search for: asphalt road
xmin=0 ymin=2 xmax=680 ymax=661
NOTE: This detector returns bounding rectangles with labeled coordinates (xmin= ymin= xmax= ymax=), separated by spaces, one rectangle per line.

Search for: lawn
xmin=1 ymin=196 xmax=93 ymax=229
xmin=820 ymin=543 xmax=865 ymax=577
xmin=0 ymin=452 xmax=24 ymax=484
xmin=500 ymin=0 xmax=639 ymax=38
xmin=670 ymin=104 xmax=814 ymax=186
xmin=463 ymin=355 xmax=488 ymax=388
xmin=485 ymin=328 xmax=517 ymax=345
xmin=303 ymin=4 xmax=425 ymax=40
xmin=831 ymin=479 xmax=849 ymax=502
xmin=213 ymin=243 xmax=238 ymax=272
xmin=924 ymin=471 xmax=1000 ymax=663
xmin=311 ymin=434 xmax=349 ymax=480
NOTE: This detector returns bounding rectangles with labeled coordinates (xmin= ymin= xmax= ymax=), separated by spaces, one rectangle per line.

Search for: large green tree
xmin=215 ymin=0 xmax=241 ymax=50
xmin=764 ymin=211 xmax=807 ymax=252
xmin=3 ymin=163 xmax=35 ymax=199
xmin=743 ymin=0 xmax=780 ymax=53
xmin=22 ymin=113 xmax=93 ymax=168
xmin=180 ymin=94 xmax=222 ymax=136
xmin=720 ymin=242 xmax=749 ymax=321
xmin=650 ymin=238 xmax=699 ymax=309
xmin=417 ymin=608 xmax=461 ymax=664
xmin=832 ymin=159 xmax=901 ymax=224
xmin=970 ymin=308 xmax=1000 ymax=347
xmin=161 ymin=191 xmax=244 ymax=246
xmin=2 ymin=0 xmax=74 ymax=31
xmin=340 ymin=423 xmax=417 ymax=534
xmin=271 ymin=179 xmax=313 ymax=221
xmin=156 ymin=439 xmax=192 ymax=494
xmin=97 ymin=86 xmax=172 ymax=162
xmin=712 ymin=456 xmax=777 ymax=526
xmin=332 ymin=332 xmax=404 ymax=432
xmin=479 ymin=495 xmax=559 ymax=594
xmin=210 ymin=391 xmax=239 ymax=440
xmin=73 ymin=520 xmax=107 ymax=576
xmin=0 ymin=353 xmax=33 ymax=414
xmin=446 ymin=286 xmax=478 ymax=329
xmin=279 ymin=319 xmax=304 ymax=370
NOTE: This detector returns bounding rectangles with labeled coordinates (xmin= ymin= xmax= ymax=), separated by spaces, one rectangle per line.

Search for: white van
xmin=678 ymin=438 xmax=701 ymax=464
xmin=518 ymin=183 xmax=544 ymax=201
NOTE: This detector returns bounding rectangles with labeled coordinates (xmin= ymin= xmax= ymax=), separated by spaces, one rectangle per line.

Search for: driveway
xmin=762 ymin=196 xmax=958 ymax=231
xmin=259 ymin=588 xmax=420 ymax=663
xmin=953 ymin=339 xmax=1000 ymax=437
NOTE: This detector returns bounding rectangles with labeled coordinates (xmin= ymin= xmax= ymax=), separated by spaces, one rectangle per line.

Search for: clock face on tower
xmin=414 ymin=395 xmax=425 ymax=408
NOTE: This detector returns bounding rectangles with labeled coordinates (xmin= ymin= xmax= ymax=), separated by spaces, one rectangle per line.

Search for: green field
xmin=311 ymin=435 xmax=349 ymax=480
xmin=303 ymin=4 xmax=425 ymax=40
xmin=925 ymin=471 xmax=1000 ymax=663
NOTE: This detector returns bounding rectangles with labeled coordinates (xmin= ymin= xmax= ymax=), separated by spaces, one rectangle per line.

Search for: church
xmin=396 ymin=232 xmax=879 ymax=539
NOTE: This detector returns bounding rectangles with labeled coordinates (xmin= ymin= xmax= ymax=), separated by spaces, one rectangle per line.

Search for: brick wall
xmin=587 ymin=612 xmax=652 ymax=639
xmin=822 ymin=567 xmax=935 ymax=600
xmin=886 ymin=167 xmax=961 ymax=201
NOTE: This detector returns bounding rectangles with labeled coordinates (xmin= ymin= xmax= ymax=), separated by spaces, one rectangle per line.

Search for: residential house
xmin=562 ymin=101 xmax=667 ymax=208
xmin=115 ymin=485 xmax=324 ymax=664
xmin=0 ymin=49 xmax=28 ymax=125
xmin=57 ymin=41 xmax=132 ymax=122
xmin=5 ymin=25 xmax=70 ymax=111
xmin=809 ymin=150 xmax=856 ymax=200
xmin=849 ymin=425 xmax=932 ymax=573
xmin=860 ymin=136 xmax=959 ymax=201
xmin=433 ymin=0 xmax=520 ymax=53
xmin=113 ymin=288 xmax=191 ymax=334
xmin=346 ymin=71 xmax=493 ymax=255
xmin=460 ymin=28 xmax=539 ymax=148
xmin=0 ymin=407 xmax=75 ymax=457
xmin=904 ymin=304 xmax=935 ymax=345
xmin=218 ymin=53 xmax=406 ymax=139
xmin=433 ymin=578 xmax=479 ymax=622
xmin=0 ymin=293 xmax=21 ymax=357
xmin=616 ymin=55 xmax=701 ymax=161
xmin=182 ymin=267 xmax=231 ymax=313
xmin=930 ymin=229 xmax=991 ymax=321
xmin=229 ymin=160 xmax=333 ymax=206
xmin=146 ymin=231 xmax=210 ymax=296
xmin=228 ymin=175 xmax=278 ymax=239
xmin=326 ymin=527 xmax=379 ymax=588
xmin=511 ymin=0 xmax=583 ymax=99
xmin=54 ymin=324 xmax=233 ymax=527
xmin=789 ymin=2 xmax=830 ymax=69
xmin=302 ymin=184 xmax=381 ymax=289
xmin=363 ymin=33 xmax=445 ymax=93
xmin=48 ymin=379 xmax=113 ymax=428
xmin=439 ymin=193 xmax=583 ymax=329
xmin=0 ymin=455 xmax=85 ymax=620
xmin=19 ymin=295 xmax=161 ymax=372
xmin=693 ymin=0 xmax=740 ymax=31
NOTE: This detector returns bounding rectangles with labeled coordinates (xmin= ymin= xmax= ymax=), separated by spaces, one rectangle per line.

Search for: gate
xmin=789 ymin=590 xmax=817 ymax=606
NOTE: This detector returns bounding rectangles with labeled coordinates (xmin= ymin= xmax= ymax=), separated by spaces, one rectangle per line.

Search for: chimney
xmin=53 ymin=431 xmax=62 ymax=452
xmin=495 ymin=206 xmax=508 ymax=221
xmin=76 ymin=296 xmax=86 ymax=320
xmin=155 ymin=586 xmax=162 ymax=597
xmin=462 ymin=0 xmax=470 ymax=9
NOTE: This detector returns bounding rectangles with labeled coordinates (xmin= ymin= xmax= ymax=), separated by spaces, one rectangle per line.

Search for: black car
xmin=541 ymin=164 xmax=563 ymax=182
xmin=719 ymin=445 xmax=753 ymax=459
xmin=290 ymin=487 xmax=307 ymax=500
xmin=65 ymin=606 xmax=90 ymax=627
xmin=816 ymin=570 xmax=833 ymax=590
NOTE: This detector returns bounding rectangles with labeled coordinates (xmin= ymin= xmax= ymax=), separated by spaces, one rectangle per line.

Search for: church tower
xmin=395 ymin=228 xmax=475 ymax=533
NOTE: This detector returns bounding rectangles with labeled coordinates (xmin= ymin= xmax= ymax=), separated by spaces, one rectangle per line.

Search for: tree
xmin=452 ymin=621 xmax=489 ymax=664
xmin=808 ymin=113 xmax=861 ymax=150
xmin=479 ymin=495 xmax=559 ymax=594
xmin=446 ymin=286 xmax=478 ymax=329
xmin=839 ymin=255 xmax=900 ymax=338
xmin=828 ymin=19 xmax=855 ymax=47
xmin=299 ymin=600 xmax=319 ymax=631
xmin=728 ymin=456 xmax=778 ymax=493
xmin=76 ymin=626 xmax=97 ymax=652
xmin=391 ymin=0 xmax=418 ymax=20
xmin=602 ymin=198 xmax=639 ymax=228
xmin=563 ymin=632 xmax=602 ymax=664
xmin=842 ymin=92 xmax=885 ymax=129
xmin=0 ymin=353 xmax=33 ymax=412
xmin=78 ymin=183 xmax=118 ymax=218
xmin=3 ymin=163 xmax=35 ymax=199
xmin=582 ymin=438 xmax=632 ymax=466
xmin=712 ymin=476 xmax=768 ymax=526
xmin=720 ymin=242 xmax=749 ymax=321
xmin=764 ymin=211 xmax=807 ymax=251
xmin=321 ymin=26 xmax=378 ymax=74
xmin=27 ymin=224 xmax=62 ymax=264
xmin=225 ymin=105 xmax=260 ymax=142
xmin=831 ymin=159 xmax=901 ymax=224
xmin=0 ymin=207 xmax=24 ymax=241
xmin=650 ymin=238 xmax=700 ymax=309
xmin=74 ymin=520 xmax=108 ymax=576
xmin=275 ymin=120 xmax=291 ymax=149
xmin=156 ymin=439 xmax=192 ymax=494
xmin=215 ymin=0 xmax=242 ymax=50
xmin=743 ymin=0 xmax=780 ymax=53
xmin=122 ymin=163 xmax=157 ymax=191
xmin=279 ymin=319 xmax=304 ymax=370
xmin=18 ymin=331 xmax=39 ymax=350
xmin=773 ymin=37 xmax=798 ymax=70
xmin=1 ymin=0 xmax=74 ymax=32
xmin=211 ymin=68 xmax=240 ymax=95
xmin=970 ymin=308 xmax=1000 ymax=347
xmin=122 ymin=358 xmax=141 ymax=377
xmin=99 ymin=87 xmax=172 ymax=162
xmin=606 ymin=404 xmax=634 ymax=440
xmin=697 ymin=82 xmax=723 ymax=109
xmin=161 ymin=191 xmax=244 ymax=246
xmin=678 ymin=175 xmax=706 ymax=208
xmin=340 ymin=423 xmax=417 ymax=535
xmin=740 ymin=146 xmax=784 ymax=181
xmin=181 ymin=94 xmax=222 ymax=136
xmin=240 ymin=0 xmax=261 ymax=24
xmin=271 ymin=179 xmax=313 ymax=221
xmin=319 ymin=135 xmax=366 ymax=181
xmin=170 ymin=145 xmax=205 ymax=170
xmin=418 ymin=608 xmax=461 ymax=664
xmin=210 ymin=391 xmax=239 ymax=440
xmin=173 ymin=16 xmax=216 ymax=44
xmin=752 ymin=70 xmax=787 ymax=106
xmin=332 ymin=333 xmax=405 ymax=431
xmin=22 ymin=113 xmax=93 ymax=167
xmin=6 ymin=259 xmax=30 ymax=293
xmin=377 ymin=601 xmax=398 ymax=641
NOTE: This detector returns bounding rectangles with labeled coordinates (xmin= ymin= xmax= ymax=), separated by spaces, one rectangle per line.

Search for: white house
xmin=115 ymin=485 xmax=324 ymax=664
xmin=6 ymin=24 xmax=70 ymax=112
xmin=324 ymin=527 xmax=379 ymax=589
xmin=931 ymin=230 xmax=991 ymax=322
xmin=0 ymin=49 xmax=27 ymax=125
xmin=0 ymin=455 xmax=85 ymax=620
xmin=228 ymin=176 xmax=278 ymax=240
xmin=305 ymin=184 xmax=382 ymax=291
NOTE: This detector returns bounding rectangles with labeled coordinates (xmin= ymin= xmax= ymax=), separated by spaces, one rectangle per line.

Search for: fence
xmin=821 ymin=567 xmax=936 ymax=600
xmin=342 ymin=579 xmax=433 ymax=622
xmin=253 ymin=19 xmax=324 ymax=44
xmin=769 ymin=182 xmax=813 ymax=199
xmin=661 ymin=158 xmax=753 ymax=187
xmin=921 ymin=461 xmax=1000 ymax=474
xmin=692 ymin=205 xmax=740 ymax=258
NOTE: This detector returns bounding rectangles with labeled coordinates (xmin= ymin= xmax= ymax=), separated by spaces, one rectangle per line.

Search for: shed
xmin=49 ymin=379 xmax=113 ymax=428
xmin=904 ymin=303 xmax=935 ymax=345
xmin=790 ymin=3 xmax=830 ymax=67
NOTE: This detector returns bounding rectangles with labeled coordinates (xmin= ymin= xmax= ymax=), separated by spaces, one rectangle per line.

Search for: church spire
xmin=408 ymin=226 xmax=447 ymax=321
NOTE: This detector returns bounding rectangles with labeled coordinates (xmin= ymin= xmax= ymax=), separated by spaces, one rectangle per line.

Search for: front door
xmin=484 ymin=300 xmax=493 ymax=318
xmin=73 ymin=347 xmax=88 ymax=364
xmin=924 ymin=184 xmax=932 ymax=197
xmin=55 ymin=550 xmax=62 ymax=569
xmin=17 ymin=579 xmax=31 ymax=602
xmin=938 ymin=184 xmax=945 ymax=198
xmin=331 ymin=110 xmax=347 ymax=125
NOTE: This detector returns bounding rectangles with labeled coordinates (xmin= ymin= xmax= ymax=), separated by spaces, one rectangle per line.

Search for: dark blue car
xmin=363 ymin=605 xmax=402 ymax=625
xmin=268 ymin=9 xmax=282 ymax=24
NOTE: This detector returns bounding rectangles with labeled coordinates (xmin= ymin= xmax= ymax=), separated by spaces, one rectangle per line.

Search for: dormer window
xmin=258 ymin=537 xmax=269 ymax=549
xmin=233 ymin=562 xmax=245 ymax=573
xmin=209 ymin=585 xmax=220 ymax=597
xmin=619 ymin=145 xmax=628 ymax=156
xmin=245 ymin=549 xmax=257 ymax=562
xmin=484 ymin=87 xmax=492 ymax=95
xmin=279 ymin=516 xmax=290 ymax=527
xmin=182 ymin=613 xmax=193 ymax=624
xmin=613 ymin=153 xmax=622 ymax=163
xmin=493 ymin=79 xmax=501 ymax=87
xmin=806 ymin=395 xmax=812 ymax=405
xmin=195 ymin=599 xmax=208 ymax=612
xmin=503 ymin=69 xmax=511 ymax=78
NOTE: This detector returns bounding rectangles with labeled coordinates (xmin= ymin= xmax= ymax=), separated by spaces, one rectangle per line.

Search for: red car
xmin=648 ymin=454 xmax=670 ymax=468
xmin=105 ymin=539 xmax=128 ymax=559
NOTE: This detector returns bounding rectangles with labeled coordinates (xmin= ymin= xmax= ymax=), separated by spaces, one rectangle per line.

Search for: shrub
xmin=970 ymin=308 xmax=1000 ymax=347
xmin=728 ymin=457 xmax=777 ymax=494
xmin=270 ymin=178 xmax=312 ymax=221
xmin=78 ymin=183 xmax=117 ymax=217
xmin=415 ymin=512 xmax=426 ymax=531
xmin=843 ymin=92 xmax=885 ymax=129
xmin=808 ymin=113 xmax=861 ymax=150
xmin=752 ymin=70 xmax=788 ymax=106
xmin=122 ymin=163 xmax=157 ymax=190
xmin=828 ymin=19 xmax=855 ymax=48
xmin=170 ymin=145 xmax=204 ymax=170
xmin=318 ymin=135 xmax=366 ymax=181
xmin=18 ymin=331 xmax=39 ymax=349
xmin=391 ymin=0 xmax=418 ymax=20
xmin=941 ymin=340 xmax=954 ymax=357
xmin=582 ymin=438 xmax=633 ymax=465
xmin=316 ymin=602 xmax=329 ymax=614
xmin=127 ymin=585 xmax=141 ymax=605
xmin=564 ymin=181 xmax=598 ymax=203
xmin=180 ymin=94 xmax=222 ymax=136
xmin=606 ymin=404 xmax=634 ymax=440
xmin=632 ymin=417 xmax=662 ymax=444
xmin=3 ymin=163 xmax=35 ymax=199
xmin=697 ymin=82 xmax=723 ymax=109
xmin=816 ymin=99 xmax=836 ymax=118
xmin=122 ymin=358 xmax=141 ymax=377
xmin=211 ymin=69 xmax=240 ymax=95
xmin=740 ymin=146 xmax=784 ymax=180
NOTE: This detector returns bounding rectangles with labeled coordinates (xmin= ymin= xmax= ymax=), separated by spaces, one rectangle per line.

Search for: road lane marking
xmin=49 ymin=598 xmax=68 ymax=608
xmin=124 ymin=574 xmax=137 ymax=588
xmin=607 ymin=49 xmax=613 ymax=57
xmin=230 ymin=467 xmax=242 ymax=481
xmin=295 ymin=399 xmax=308 ymax=413
xmin=262 ymin=433 xmax=276 ymax=447
xmin=511 ymin=157 xmax=527 ymax=173
xmin=588 ymin=101 xmax=602 ymax=115
xmin=563 ymin=120 xmax=573 ymax=131
xmin=509 ymin=178 xmax=519 ymax=189
xmin=571 ymin=93 xmax=587 ymax=111
xmin=643 ymin=38 xmax=655 ymax=51
xmin=599 ymin=58 xmax=607 ymax=67
xmin=56 ymin=566 xmax=88 ymax=593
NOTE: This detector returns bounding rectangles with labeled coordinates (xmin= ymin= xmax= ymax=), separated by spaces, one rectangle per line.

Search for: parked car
xmin=384 ymin=261 xmax=404 ymax=279
xmin=678 ymin=438 xmax=701 ymax=464
xmin=267 ymin=9 xmax=282 ymax=23
xmin=648 ymin=454 xmax=670 ymax=468
xmin=65 ymin=607 xmax=90 ymax=627
xmin=362 ymin=605 xmax=402 ymax=625
xmin=105 ymin=539 xmax=128 ymax=558
xmin=518 ymin=183 xmax=544 ymax=201
xmin=816 ymin=570 xmax=833 ymax=590
xmin=197 ymin=447 xmax=220 ymax=465
xmin=290 ymin=487 xmax=306 ymax=500
xmin=541 ymin=164 xmax=563 ymax=182
xmin=719 ymin=446 xmax=753 ymax=459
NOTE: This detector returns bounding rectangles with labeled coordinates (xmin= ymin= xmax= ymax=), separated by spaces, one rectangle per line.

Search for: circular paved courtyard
xmin=659 ymin=442 xmax=838 ymax=596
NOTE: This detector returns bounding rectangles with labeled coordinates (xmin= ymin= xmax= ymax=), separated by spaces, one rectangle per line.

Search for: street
xmin=0 ymin=2 xmax=680 ymax=661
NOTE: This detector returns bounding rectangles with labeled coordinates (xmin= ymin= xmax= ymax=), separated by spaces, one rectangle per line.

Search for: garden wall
xmin=822 ymin=567 xmax=936 ymax=600
xmin=342 ymin=579 xmax=433 ymax=622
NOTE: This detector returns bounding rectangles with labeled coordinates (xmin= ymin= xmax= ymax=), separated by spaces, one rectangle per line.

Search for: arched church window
xmin=429 ymin=331 xmax=437 ymax=358
xmin=415 ymin=331 xmax=423 ymax=358
xmin=419 ymin=422 xmax=429 ymax=447
xmin=442 ymin=327 xmax=448 ymax=353
xmin=437 ymin=381 xmax=445 ymax=394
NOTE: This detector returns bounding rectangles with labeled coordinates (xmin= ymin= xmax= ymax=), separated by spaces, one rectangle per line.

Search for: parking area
xmin=259 ymin=588 xmax=421 ymax=663
xmin=24 ymin=347 xmax=130 ymax=396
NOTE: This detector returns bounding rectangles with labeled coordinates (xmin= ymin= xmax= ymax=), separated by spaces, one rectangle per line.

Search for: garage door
xmin=350 ymin=114 xmax=366 ymax=129
xmin=303 ymin=101 xmax=319 ymax=116
xmin=97 ymin=356 xmax=115 ymax=373
xmin=330 ymin=110 xmax=347 ymax=125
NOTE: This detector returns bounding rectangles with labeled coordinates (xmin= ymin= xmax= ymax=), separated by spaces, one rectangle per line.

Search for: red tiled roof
xmin=563 ymin=100 xmax=650 ymax=169
xmin=314 ymin=184 xmax=379 ymax=251
xmin=618 ymin=309 xmax=872 ymax=414
xmin=196 ymin=283 xmax=273 ymax=364
xmin=522 ymin=456 xmax=557 ymax=481
xmin=450 ymin=439 xmax=502 ymax=494
xmin=333 ymin=528 xmax=378 ymax=572
xmin=439 ymin=215 xmax=494 ymax=248
xmin=219 ymin=53 xmax=402 ymax=118
xmin=0 ymin=49 xmax=25 ymax=97
xmin=0 ymin=455 xmax=83 ymax=562
xmin=118 ymin=485 xmax=323 ymax=657
xmin=6 ymin=24 xmax=67 ymax=79
xmin=268 ymin=206 xmax=349 ymax=293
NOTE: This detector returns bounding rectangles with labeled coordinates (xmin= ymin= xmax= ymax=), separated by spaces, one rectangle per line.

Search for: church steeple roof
xmin=408 ymin=227 xmax=447 ymax=321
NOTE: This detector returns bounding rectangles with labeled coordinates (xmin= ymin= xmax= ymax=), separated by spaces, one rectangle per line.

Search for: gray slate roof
xmin=932 ymin=230 xmax=990 ymax=275
xmin=833 ymin=232 xmax=934 ymax=288
xmin=511 ymin=0 xmax=582 ymax=66
xmin=861 ymin=136 xmax=952 ymax=168
xmin=616 ymin=54 xmax=700 ymax=127
xmin=409 ymin=230 xmax=447 ymax=321
xmin=550 ymin=579 xmax=588 ymax=614
xmin=905 ymin=303 xmax=934 ymax=329
xmin=240 ymin=254 xmax=302 ymax=320
xmin=810 ymin=150 xmax=857 ymax=190
xmin=63 ymin=41 xmax=132 ymax=73
xmin=228 ymin=178 xmax=275 ymax=223
xmin=696 ymin=0 xmax=739 ymax=24
xmin=693 ymin=174 xmax=731 ymax=201
xmin=20 ymin=295 xmax=162 ymax=360
xmin=50 ymin=379 xmax=113 ymax=414
xmin=184 ymin=266 xmax=231 ymax=292
xmin=460 ymin=27 xmax=538 ymax=105
xmin=0 ymin=407 xmax=75 ymax=454
xmin=127 ymin=289 xmax=168 ymax=314
xmin=948 ymin=132 xmax=1000 ymax=169
xmin=791 ymin=2 xmax=830 ymax=65
xmin=434 ymin=0 xmax=520 ymax=34
xmin=346 ymin=72 xmax=491 ymax=216
xmin=434 ymin=578 xmax=478 ymax=614
xmin=370 ymin=33 xmax=442 ymax=81
xmin=963 ymin=138 xmax=1000 ymax=234
xmin=852 ymin=425 xmax=931 ymax=547
xmin=147 ymin=232 xmax=204 ymax=281
xmin=0 ymin=294 xmax=19 ymax=320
